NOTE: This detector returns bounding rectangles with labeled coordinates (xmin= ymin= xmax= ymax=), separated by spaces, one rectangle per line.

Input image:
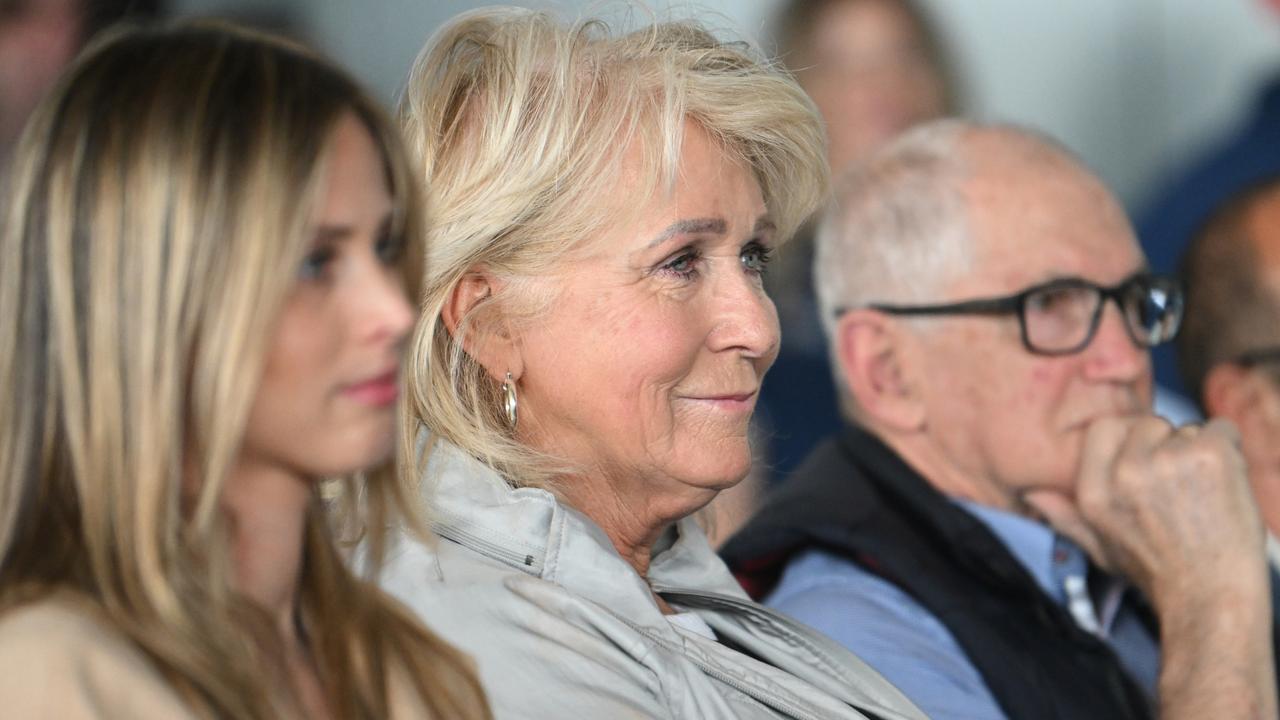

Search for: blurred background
xmin=147 ymin=0 xmax=1280 ymax=211
xmin=7 ymin=0 xmax=1280 ymax=255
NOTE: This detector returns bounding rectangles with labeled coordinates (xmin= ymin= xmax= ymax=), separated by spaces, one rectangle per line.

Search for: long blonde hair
xmin=399 ymin=7 xmax=829 ymax=488
xmin=0 ymin=22 xmax=488 ymax=720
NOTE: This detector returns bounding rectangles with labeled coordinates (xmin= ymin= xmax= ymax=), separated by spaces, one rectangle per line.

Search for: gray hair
xmin=813 ymin=120 xmax=1087 ymax=401
xmin=813 ymin=119 xmax=973 ymax=345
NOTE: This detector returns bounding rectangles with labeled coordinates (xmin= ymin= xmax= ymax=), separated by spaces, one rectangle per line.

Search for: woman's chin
xmin=674 ymin=451 xmax=754 ymax=493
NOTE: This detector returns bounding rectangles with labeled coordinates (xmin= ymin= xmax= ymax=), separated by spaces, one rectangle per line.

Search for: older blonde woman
xmin=0 ymin=23 xmax=488 ymax=719
xmin=380 ymin=8 xmax=926 ymax=719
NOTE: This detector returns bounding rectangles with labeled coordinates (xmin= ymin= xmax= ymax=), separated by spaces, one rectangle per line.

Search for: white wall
xmin=169 ymin=0 xmax=1280 ymax=206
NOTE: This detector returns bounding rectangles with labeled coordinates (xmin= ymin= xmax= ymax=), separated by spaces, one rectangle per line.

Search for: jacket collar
xmin=722 ymin=424 xmax=1044 ymax=598
xmin=424 ymin=439 xmax=753 ymax=629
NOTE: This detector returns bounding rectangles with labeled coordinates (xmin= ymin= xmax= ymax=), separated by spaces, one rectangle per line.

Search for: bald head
xmin=817 ymin=119 xmax=1152 ymax=510
xmin=1179 ymin=180 xmax=1280 ymax=404
xmin=814 ymin=119 xmax=1129 ymax=344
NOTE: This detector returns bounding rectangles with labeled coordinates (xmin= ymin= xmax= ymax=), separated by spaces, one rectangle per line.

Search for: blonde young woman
xmin=0 ymin=23 xmax=489 ymax=720
xmin=380 ymin=8 xmax=926 ymax=719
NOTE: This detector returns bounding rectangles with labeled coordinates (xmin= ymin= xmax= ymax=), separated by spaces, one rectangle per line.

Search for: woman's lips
xmin=343 ymin=368 xmax=400 ymax=407
xmin=683 ymin=391 xmax=758 ymax=413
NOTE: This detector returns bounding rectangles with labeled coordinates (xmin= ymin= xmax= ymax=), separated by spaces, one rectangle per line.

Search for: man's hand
xmin=1025 ymin=415 xmax=1265 ymax=607
xmin=1025 ymin=415 xmax=1276 ymax=720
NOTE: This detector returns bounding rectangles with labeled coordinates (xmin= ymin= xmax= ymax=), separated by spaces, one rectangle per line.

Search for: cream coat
xmin=0 ymin=596 xmax=197 ymax=719
xmin=379 ymin=441 xmax=929 ymax=720
xmin=0 ymin=595 xmax=436 ymax=718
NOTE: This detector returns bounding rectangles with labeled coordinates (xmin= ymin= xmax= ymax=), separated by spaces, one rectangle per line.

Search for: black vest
xmin=721 ymin=426 xmax=1153 ymax=720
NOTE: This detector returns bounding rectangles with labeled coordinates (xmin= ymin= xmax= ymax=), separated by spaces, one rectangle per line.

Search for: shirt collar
xmin=952 ymin=498 xmax=1087 ymax=607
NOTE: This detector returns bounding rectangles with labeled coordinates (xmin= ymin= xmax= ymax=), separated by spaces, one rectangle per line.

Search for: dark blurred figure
xmin=0 ymin=0 xmax=162 ymax=185
xmin=758 ymin=0 xmax=959 ymax=483
xmin=1178 ymin=177 xmax=1280 ymax=568
xmin=1134 ymin=0 xmax=1280 ymax=397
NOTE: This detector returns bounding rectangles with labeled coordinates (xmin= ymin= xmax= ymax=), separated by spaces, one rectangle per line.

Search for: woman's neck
xmin=557 ymin=471 xmax=715 ymax=582
xmin=220 ymin=459 xmax=312 ymax=644
xmin=221 ymin=458 xmax=331 ymax=718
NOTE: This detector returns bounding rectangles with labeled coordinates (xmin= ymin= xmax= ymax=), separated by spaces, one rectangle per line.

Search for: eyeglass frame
xmin=833 ymin=272 xmax=1184 ymax=357
xmin=1237 ymin=347 xmax=1280 ymax=367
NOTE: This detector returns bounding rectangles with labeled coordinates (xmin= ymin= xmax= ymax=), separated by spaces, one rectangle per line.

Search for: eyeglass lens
xmin=1022 ymin=278 xmax=1180 ymax=353
xmin=1023 ymin=285 xmax=1100 ymax=352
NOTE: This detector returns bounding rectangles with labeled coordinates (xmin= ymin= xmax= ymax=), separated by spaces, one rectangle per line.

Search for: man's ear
xmin=1203 ymin=362 xmax=1253 ymax=425
xmin=835 ymin=309 xmax=925 ymax=432
xmin=441 ymin=268 xmax=523 ymax=382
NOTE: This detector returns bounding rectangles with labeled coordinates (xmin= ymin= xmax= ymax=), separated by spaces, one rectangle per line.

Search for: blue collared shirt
xmin=766 ymin=500 xmax=1160 ymax=720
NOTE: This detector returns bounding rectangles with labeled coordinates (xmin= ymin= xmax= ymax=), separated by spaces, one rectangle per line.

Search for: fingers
xmin=1201 ymin=417 xmax=1242 ymax=448
xmin=1074 ymin=416 xmax=1165 ymax=528
xmin=1023 ymin=489 xmax=1111 ymax=569
xmin=1069 ymin=413 xmax=1264 ymax=607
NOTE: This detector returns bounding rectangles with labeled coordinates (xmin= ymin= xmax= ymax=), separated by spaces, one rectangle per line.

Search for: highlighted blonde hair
xmin=0 ymin=22 xmax=487 ymax=720
xmin=399 ymin=6 xmax=828 ymax=488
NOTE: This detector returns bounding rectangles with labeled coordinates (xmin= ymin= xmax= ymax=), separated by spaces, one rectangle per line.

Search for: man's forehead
xmin=955 ymin=145 xmax=1143 ymax=291
xmin=1246 ymin=191 xmax=1280 ymax=273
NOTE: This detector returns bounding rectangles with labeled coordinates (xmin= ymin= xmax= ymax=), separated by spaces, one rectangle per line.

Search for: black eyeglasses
xmin=1238 ymin=347 xmax=1280 ymax=366
xmin=836 ymin=273 xmax=1184 ymax=356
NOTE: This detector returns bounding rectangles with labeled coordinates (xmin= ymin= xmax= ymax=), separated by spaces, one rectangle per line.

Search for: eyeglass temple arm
xmin=860 ymin=296 xmax=1021 ymax=317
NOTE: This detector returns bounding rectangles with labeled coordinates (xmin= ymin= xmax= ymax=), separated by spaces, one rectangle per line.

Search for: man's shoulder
xmin=766 ymin=548 xmax=944 ymax=633
xmin=763 ymin=549 xmax=1007 ymax=720
xmin=725 ymin=432 xmax=878 ymax=551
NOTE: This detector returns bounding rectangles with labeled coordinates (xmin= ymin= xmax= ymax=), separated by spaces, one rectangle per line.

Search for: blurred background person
xmin=0 ymin=0 xmax=162 ymax=193
xmin=758 ymin=0 xmax=961 ymax=483
xmin=1134 ymin=0 xmax=1280 ymax=400
xmin=0 ymin=23 xmax=488 ymax=719
xmin=1177 ymin=177 xmax=1280 ymax=569
xmin=379 ymin=8 xmax=925 ymax=719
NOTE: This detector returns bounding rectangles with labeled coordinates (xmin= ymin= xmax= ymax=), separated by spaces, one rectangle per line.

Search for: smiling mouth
xmin=682 ymin=391 xmax=759 ymax=411
xmin=343 ymin=368 xmax=400 ymax=407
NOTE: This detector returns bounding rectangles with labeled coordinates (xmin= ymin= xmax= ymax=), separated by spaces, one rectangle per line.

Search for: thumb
xmin=1023 ymin=490 xmax=1112 ymax=571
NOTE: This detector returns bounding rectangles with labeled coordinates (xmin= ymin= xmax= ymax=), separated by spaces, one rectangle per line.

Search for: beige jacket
xmin=0 ymin=595 xmax=436 ymax=719
xmin=379 ymin=441 xmax=928 ymax=720
xmin=0 ymin=597 xmax=197 ymax=719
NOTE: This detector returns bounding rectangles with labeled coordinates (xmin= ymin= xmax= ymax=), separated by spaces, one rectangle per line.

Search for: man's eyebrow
xmin=646 ymin=218 xmax=727 ymax=249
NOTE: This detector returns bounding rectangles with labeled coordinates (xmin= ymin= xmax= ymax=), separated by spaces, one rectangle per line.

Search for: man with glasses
xmin=722 ymin=120 xmax=1274 ymax=720
xmin=1179 ymin=178 xmax=1280 ymax=572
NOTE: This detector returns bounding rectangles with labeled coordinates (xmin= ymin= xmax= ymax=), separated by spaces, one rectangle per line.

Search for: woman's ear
xmin=441 ymin=268 xmax=522 ymax=382
xmin=835 ymin=309 xmax=925 ymax=432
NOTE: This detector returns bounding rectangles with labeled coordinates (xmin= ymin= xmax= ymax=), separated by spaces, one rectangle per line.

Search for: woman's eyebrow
xmin=646 ymin=217 xmax=727 ymax=249
xmin=312 ymin=212 xmax=393 ymax=244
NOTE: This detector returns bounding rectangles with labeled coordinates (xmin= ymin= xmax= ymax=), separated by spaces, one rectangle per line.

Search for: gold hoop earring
xmin=501 ymin=372 xmax=518 ymax=429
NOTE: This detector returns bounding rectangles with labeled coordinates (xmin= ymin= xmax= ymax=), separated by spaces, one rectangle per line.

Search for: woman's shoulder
xmin=0 ymin=595 xmax=196 ymax=718
xmin=380 ymin=535 xmax=673 ymax=716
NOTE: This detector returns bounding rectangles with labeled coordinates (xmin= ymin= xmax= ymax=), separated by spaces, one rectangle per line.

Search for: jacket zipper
xmin=654 ymin=586 xmax=915 ymax=720
xmin=431 ymin=518 xmax=543 ymax=574
xmin=625 ymin=621 xmax=840 ymax=720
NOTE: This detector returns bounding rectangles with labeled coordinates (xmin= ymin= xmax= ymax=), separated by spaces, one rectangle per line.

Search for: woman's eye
xmin=376 ymin=232 xmax=405 ymax=265
xmin=741 ymin=242 xmax=773 ymax=275
xmin=298 ymin=246 xmax=336 ymax=281
xmin=660 ymin=249 xmax=701 ymax=280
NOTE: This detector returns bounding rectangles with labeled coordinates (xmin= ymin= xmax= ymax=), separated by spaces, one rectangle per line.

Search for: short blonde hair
xmin=399 ymin=7 xmax=828 ymax=488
